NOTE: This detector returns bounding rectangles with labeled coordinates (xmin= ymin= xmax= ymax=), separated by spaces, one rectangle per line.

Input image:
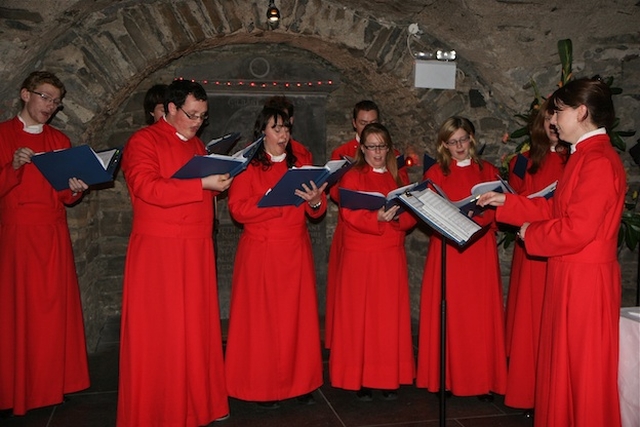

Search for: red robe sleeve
xmin=122 ymin=130 xmax=207 ymax=208
xmin=523 ymin=155 xmax=621 ymax=258
xmin=0 ymin=159 xmax=22 ymax=198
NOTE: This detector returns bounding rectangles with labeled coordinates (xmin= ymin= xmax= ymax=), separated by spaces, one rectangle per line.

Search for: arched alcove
xmin=1 ymin=0 xmax=637 ymax=350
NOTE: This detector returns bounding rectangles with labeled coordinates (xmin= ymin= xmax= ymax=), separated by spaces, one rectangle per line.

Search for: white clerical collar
xmin=355 ymin=133 xmax=361 ymax=143
xmin=160 ymin=116 xmax=188 ymax=141
xmin=571 ymin=128 xmax=606 ymax=153
xmin=372 ymin=167 xmax=387 ymax=173
xmin=454 ymin=158 xmax=472 ymax=167
xmin=268 ymin=152 xmax=287 ymax=163
xmin=17 ymin=114 xmax=44 ymax=134
xmin=550 ymin=144 xmax=557 ymax=153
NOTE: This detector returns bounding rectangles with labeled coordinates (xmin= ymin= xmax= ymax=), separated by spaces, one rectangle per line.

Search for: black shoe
xmin=381 ymin=390 xmax=398 ymax=400
xmin=356 ymin=387 xmax=373 ymax=401
xmin=296 ymin=393 xmax=316 ymax=405
xmin=215 ymin=413 xmax=230 ymax=422
xmin=256 ymin=401 xmax=280 ymax=409
xmin=0 ymin=409 xmax=13 ymax=419
xmin=522 ymin=409 xmax=534 ymax=418
xmin=477 ymin=393 xmax=494 ymax=402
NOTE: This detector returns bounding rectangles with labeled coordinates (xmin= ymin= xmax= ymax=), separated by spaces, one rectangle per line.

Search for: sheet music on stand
xmin=398 ymin=187 xmax=482 ymax=246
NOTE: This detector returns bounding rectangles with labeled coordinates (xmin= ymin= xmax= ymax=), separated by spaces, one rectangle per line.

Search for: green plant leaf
xmin=557 ymin=39 xmax=573 ymax=84
xmin=625 ymin=222 xmax=639 ymax=251
xmin=610 ymin=132 xmax=626 ymax=151
xmin=616 ymin=130 xmax=636 ymax=138
xmin=510 ymin=127 xmax=530 ymax=139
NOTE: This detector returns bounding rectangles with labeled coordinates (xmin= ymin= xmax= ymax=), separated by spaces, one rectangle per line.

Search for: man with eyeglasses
xmin=0 ymin=71 xmax=90 ymax=416
xmin=118 ymin=79 xmax=232 ymax=426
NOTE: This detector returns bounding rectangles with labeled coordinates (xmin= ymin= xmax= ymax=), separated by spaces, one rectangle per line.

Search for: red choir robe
xmin=416 ymin=159 xmax=507 ymax=396
xmin=496 ymin=132 xmax=624 ymax=427
xmin=290 ymin=137 xmax=311 ymax=160
xmin=326 ymin=138 xmax=359 ymax=349
xmin=0 ymin=117 xmax=89 ymax=415
xmin=118 ymin=118 xmax=229 ymax=427
xmin=326 ymin=139 xmax=409 ymax=349
xmin=504 ymin=150 xmax=566 ymax=409
xmin=329 ymin=165 xmax=416 ymax=390
xmin=225 ymin=150 xmax=325 ymax=402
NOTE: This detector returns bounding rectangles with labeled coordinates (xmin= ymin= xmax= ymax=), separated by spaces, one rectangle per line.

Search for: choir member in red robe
xmin=416 ymin=116 xmax=507 ymax=398
xmin=329 ymin=123 xmax=416 ymax=401
xmin=118 ymin=80 xmax=232 ymax=426
xmin=503 ymin=100 xmax=568 ymax=413
xmin=479 ymin=77 xmax=624 ymax=427
xmin=326 ymin=100 xmax=379 ymax=350
xmin=326 ymin=101 xmax=409 ymax=349
xmin=225 ymin=106 xmax=326 ymax=407
xmin=0 ymin=71 xmax=90 ymax=416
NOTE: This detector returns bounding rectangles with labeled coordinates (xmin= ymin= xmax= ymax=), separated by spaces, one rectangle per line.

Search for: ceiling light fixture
xmin=266 ymin=0 xmax=280 ymax=29
xmin=407 ymin=23 xmax=457 ymax=89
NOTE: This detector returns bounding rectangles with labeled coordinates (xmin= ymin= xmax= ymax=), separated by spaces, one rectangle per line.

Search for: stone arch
xmin=28 ymin=0 xmax=504 ymax=154
xmin=7 ymin=0 xmax=512 ymax=348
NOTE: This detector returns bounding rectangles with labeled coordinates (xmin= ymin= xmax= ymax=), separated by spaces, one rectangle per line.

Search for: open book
xmin=172 ymin=135 xmax=263 ymax=179
xmin=205 ymin=132 xmax=241 ymax=155
xmin=338 ymin=181 xmax=426 ymax=212
xmin=397 ymin=186 xmax=483 ymax=246
xmin=430 ymin=175 xmax=515 ymax=218
xmin=258 ymin=159 xmax=352 ymax=207
xmin=32 ymin=144 xmax=122 ymax=191
xmin=527 ymin=180 xmax=557 ymax=199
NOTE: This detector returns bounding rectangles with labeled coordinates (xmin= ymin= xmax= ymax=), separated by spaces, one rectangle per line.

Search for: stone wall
xmin=0 ymin=0 xmax=638 ymax=350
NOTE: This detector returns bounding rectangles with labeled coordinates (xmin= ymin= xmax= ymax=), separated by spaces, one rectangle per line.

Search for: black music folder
xmin=205 ymin=132 xmax=241 ymax=155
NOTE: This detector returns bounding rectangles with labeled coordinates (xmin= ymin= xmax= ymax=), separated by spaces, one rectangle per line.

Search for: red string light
xmin=173 ymin=77 xmax=335 ymax=90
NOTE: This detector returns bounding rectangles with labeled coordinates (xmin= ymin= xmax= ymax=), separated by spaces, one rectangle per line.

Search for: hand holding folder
xmin=31 ymin=144 xmax=122 ymax=191
xmin=430 ymin=175 xmax=515 ymax=218
xmin=258 ymin=159 xmax=352 ymax=207
xmin=338 ymin=181 xmax=425 ymax=212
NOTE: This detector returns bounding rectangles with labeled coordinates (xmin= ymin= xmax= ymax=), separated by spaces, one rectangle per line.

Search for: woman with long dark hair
xmin=479 ymin=77 xmax=625 ymax=427
xmin=503 ymin=100 xmax=569 ymax=415
xmin=225 ymin=106 xmax=326 ymax=408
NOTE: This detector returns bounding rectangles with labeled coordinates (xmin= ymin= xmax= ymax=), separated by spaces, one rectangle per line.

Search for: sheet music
xmin=400 ymin=188 xmax=481 ymax=245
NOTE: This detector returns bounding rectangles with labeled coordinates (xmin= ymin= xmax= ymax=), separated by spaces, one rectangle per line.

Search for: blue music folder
xmin=172 ymin=135 xmax=263 ymax=179
xmin=32 ymin=144 xmax=122 ymax=191
xmin=258 ymin=159 xmax=351 ymax=208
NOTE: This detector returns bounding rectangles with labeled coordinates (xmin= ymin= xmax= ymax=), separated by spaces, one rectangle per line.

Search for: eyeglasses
xmin=444 ymin=135 xmax=471 ymax=146
xmin=179 ymin=107 xmax=208 ymax=122
xmin=29 ymin=90 xmax=62 ymax=107
xmin=363 ymin=144 xmax=389 ymax=152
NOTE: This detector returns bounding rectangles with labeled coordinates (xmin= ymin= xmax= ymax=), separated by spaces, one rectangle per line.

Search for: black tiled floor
xmin=1 ymin=316 xmax=533 ymax=427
